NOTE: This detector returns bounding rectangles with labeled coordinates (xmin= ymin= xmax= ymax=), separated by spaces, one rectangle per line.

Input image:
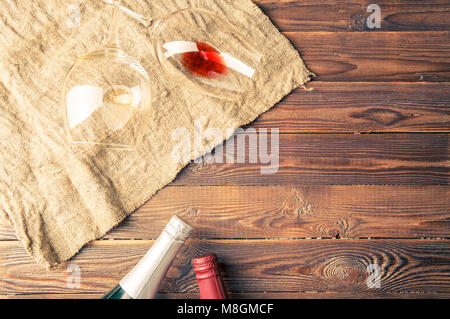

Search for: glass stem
xmin=102 ymin=0 xmax=153 ymax=28
xmin=118 ymin=4 xmax=153 ymax=28
xmin=106 ymin=1 xmax=121 ymax=48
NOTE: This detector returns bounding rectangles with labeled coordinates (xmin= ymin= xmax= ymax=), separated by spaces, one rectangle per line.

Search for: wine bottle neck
xmin=119 ymin=231 xmax=184 ymax=299
xmin=197 ymin=274 xmax=227 ymax=299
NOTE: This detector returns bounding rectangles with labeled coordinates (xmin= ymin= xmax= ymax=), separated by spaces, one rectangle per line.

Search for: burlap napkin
xmin=0 ymin=0 xmax=312 ymax=268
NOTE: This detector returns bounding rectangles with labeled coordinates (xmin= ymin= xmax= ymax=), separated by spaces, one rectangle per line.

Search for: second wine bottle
xmin=193 ymin=254 xmax=227 ymax=299
xmin=103 ymin=215 xmax=193 ymax=299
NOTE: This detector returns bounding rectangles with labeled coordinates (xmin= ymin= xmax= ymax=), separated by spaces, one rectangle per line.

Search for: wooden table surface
xmin=1 ymin=0 xmax=449 ymax=299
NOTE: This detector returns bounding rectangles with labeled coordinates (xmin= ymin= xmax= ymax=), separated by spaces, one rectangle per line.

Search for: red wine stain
xmin=182 ymin=42 xmax=228 ymax=79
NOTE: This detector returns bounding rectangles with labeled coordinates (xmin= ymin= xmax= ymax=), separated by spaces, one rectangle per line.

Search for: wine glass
xmin=150 ymin=8 xmax=262 ymax=100
xmin=102 ymin=1 xmax=262 ymax=100
xmin=63 ymin=0 xmax=152 ymax=150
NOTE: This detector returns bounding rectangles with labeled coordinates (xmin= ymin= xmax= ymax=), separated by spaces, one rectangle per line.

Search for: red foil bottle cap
xmin=193 ymin=254 xmax=219 ymax=275
xmin=193 ymin=254 xmax=227 ymax=299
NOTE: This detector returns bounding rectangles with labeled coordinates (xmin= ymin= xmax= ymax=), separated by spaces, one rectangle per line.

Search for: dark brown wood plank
xmin=97 ymin=185 xmax=450 ymax=240
xmin=287 ymin=32 xmax=450 ymax=82
xmin=250 ymin=82 xmax=450 ymax=133
xmin=254 ymin=0 xmax=450 ymax=32
xmin=172 ymin=133 xmax=448 ymax=186
xmin=4 ymin=185 xmax=447 ymax=240
xmin=1 ymin=239 xmax=449 ymax=295
xmin=2 ymin=185 xmax=448 ymax=241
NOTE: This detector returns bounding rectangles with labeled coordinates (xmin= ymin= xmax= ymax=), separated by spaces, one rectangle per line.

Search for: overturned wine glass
xmin=149 ymin=7 xmax=262 ymax=100
xmin=63 ymin=1 xmax=151 ymax=150
xmin=63 ymin=0 xmax=262 ymax=150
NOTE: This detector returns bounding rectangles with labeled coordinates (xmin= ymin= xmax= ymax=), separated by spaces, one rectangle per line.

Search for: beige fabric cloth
xmin=0 ymin=0 xmax=312 ymax=268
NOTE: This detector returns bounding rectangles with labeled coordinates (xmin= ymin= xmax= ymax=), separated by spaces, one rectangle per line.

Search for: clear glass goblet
xmin=63 ymin=1 xmax=151 ymax=150
xmin=149 ymin=7 xmax=262 ymax=100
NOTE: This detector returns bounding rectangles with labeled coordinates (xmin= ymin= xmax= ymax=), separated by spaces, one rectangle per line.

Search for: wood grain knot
xmin=349 ymin=12 xmax=366 ymax=31
xmin=322 ymin=257 xmax=367 ymax=290
xmin=281 ymin=189 xmax=315 ymax=218
xmin=351 ymin=108 xmax=407 ymax=126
